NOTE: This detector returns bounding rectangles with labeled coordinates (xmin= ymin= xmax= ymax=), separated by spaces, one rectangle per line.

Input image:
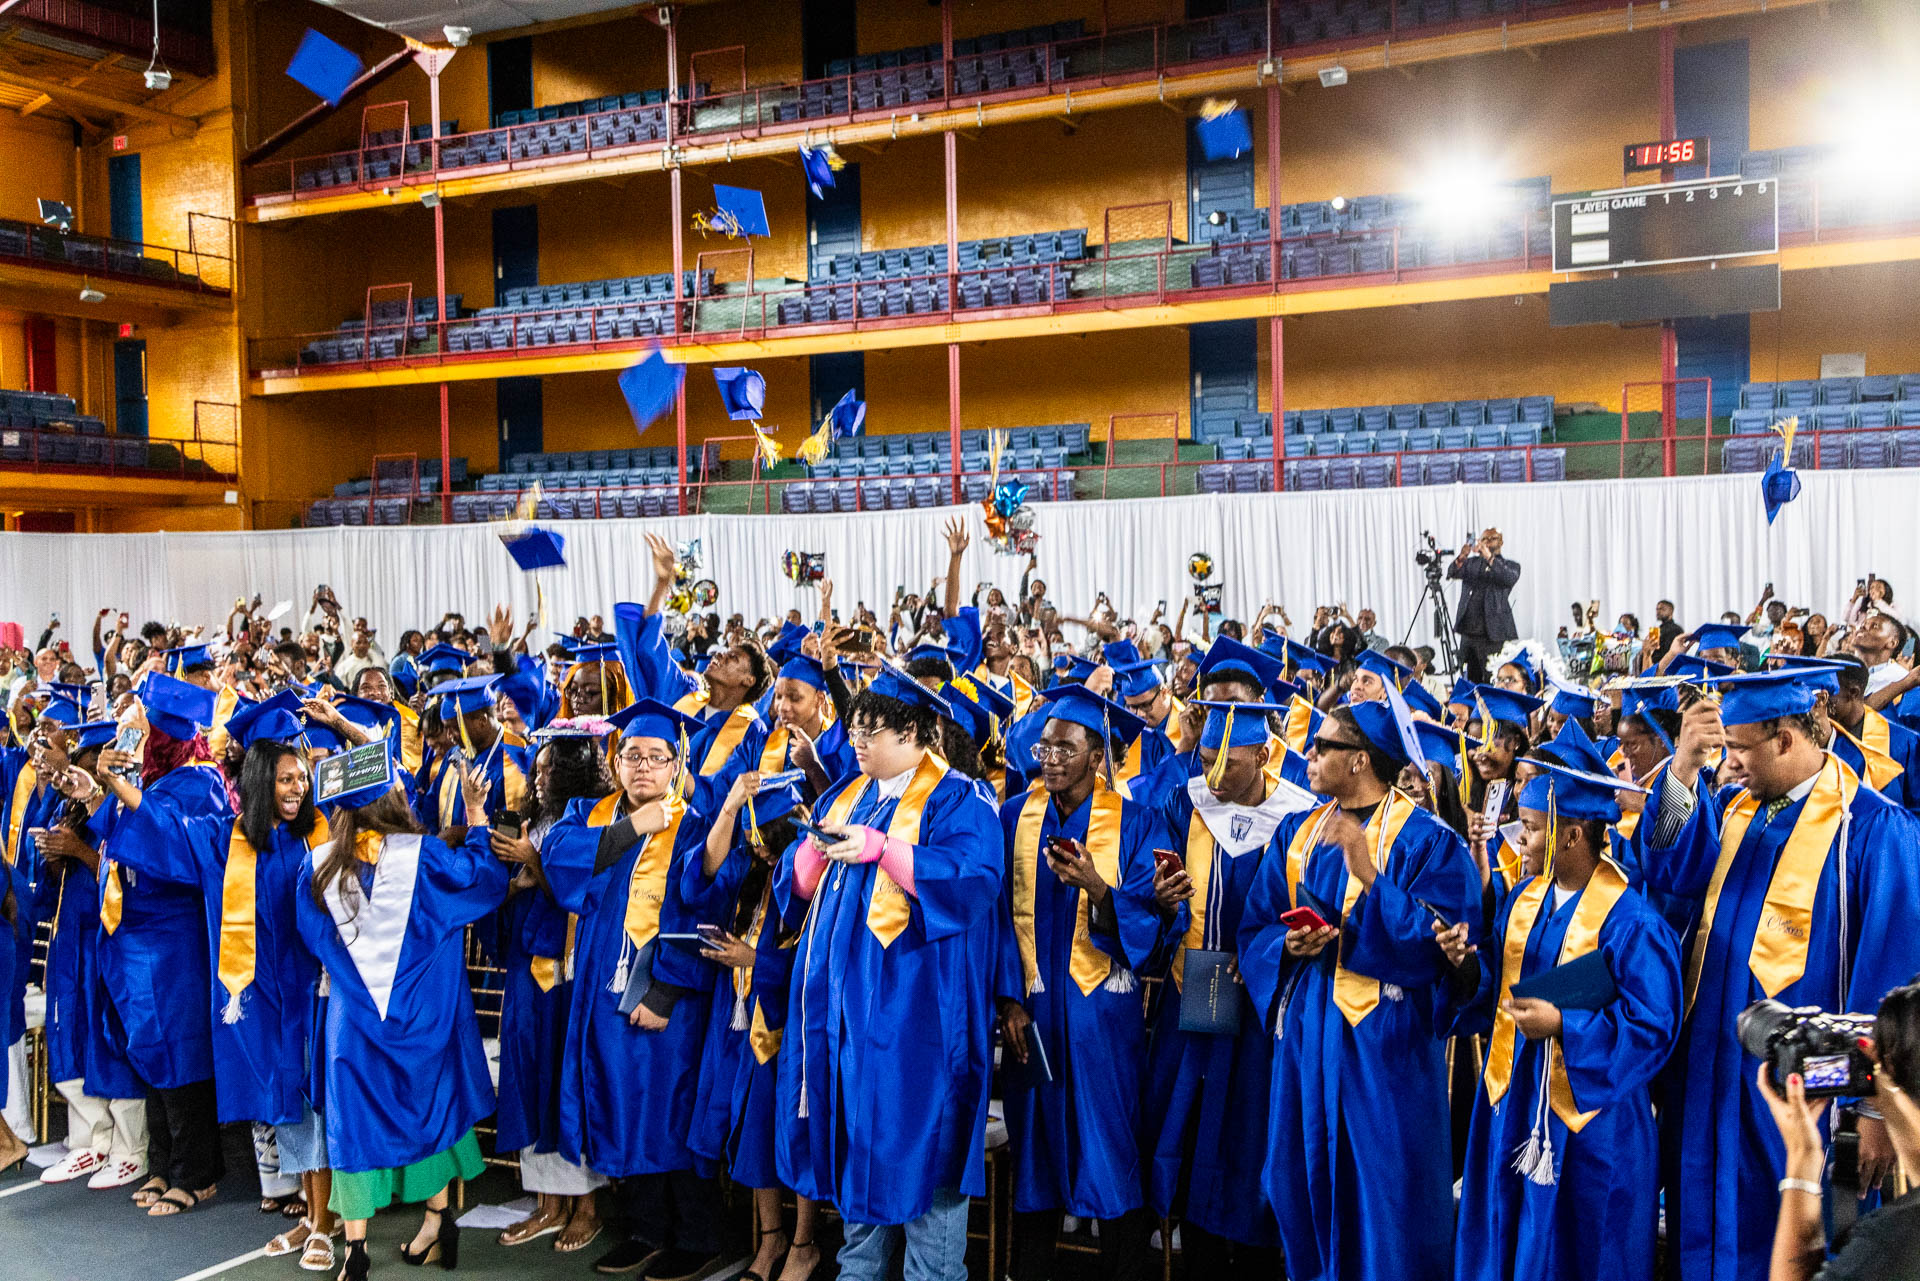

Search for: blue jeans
xmin=837 ymin=1186 xmax=971 ymax=1281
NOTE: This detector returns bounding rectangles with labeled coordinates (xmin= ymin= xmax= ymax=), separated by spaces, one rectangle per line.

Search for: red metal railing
xmin=244 ymin=0 xmax=1632 ymax=205
xmin=251 ymin=214 xmax=1549 ymax=375
xmin=1 ymin=400 xmax=238 ymax=483
xmin=0 ymin=211 xmax=233 ymax=294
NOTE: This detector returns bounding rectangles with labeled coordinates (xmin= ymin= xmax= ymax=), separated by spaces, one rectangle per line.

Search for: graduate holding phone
xmin=1438 ymin=759 xmax=1680 ymax=1281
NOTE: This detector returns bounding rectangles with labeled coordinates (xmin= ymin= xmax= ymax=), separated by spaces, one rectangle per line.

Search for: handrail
xmin=244 ymin=0 xmax=1632 ymax=205
xmin=0 ymin=420 xmax=238 ymax=483
xmin=0 ymin=212 xmax=234 ymax=294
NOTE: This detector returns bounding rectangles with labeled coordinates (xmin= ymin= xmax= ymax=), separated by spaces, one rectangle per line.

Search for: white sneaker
xmin=86 ymin=1158 xmax=146 ymax=1190
xmin=40 ymin=1148 xmax=104 ymax=1184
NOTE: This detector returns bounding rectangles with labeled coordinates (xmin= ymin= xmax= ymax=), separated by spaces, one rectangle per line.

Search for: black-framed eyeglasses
xmin=1308 ymin=735 xmax=1363 ymax=755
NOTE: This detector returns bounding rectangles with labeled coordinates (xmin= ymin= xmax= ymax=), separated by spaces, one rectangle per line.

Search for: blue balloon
xmin=992 ymin=481 xmax=1029 ymax=518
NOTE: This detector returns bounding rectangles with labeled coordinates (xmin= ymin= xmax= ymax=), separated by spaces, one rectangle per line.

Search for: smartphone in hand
xmin=1152 ymin=848 xmax=1185 ymax=877
xmin=1279 ymin=905 xmax=1332 ymax=932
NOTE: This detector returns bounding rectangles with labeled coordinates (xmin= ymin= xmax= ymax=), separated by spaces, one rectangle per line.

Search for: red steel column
xmin=423 ymin=49 xmax=454 ymax=522
xmin=1267 ymin=80 xmax=1284 ymax=492
xmin=1658 ymin=26 xmax=1678 ymax=477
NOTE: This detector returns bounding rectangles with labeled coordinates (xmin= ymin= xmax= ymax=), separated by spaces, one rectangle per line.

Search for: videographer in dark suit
xmin=1447 ymin=528 xmax=1520 ymax=683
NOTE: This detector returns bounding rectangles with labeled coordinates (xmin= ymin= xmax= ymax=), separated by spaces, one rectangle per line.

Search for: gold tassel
xmin=1206 ymin=707 xmax=1234 ymax=789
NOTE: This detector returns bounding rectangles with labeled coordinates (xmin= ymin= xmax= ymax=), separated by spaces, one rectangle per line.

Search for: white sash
xmin=313 ymin=834 xmax=422 ymax=1021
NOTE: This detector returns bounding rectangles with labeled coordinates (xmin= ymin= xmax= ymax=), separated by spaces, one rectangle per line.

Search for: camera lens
xmin=1737 ymin=999 xmax=1794 ymax=1059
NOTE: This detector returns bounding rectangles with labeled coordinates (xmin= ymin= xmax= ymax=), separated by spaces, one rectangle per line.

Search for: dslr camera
xmin=1738 ymin=998 xmax=1877 ymax=1098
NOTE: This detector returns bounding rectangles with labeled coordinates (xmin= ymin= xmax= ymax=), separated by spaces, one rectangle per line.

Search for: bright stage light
xmin=1412 ymin=157 xmax=1514 ymax=234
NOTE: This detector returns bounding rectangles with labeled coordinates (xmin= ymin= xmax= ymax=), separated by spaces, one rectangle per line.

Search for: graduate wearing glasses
xmin=1239 ymin=689 xmax=1480 ymax=1281
xmin=992 ymin=686 xmax=1171 ymax=1281
xmin=541 ymin=698 xmax=724 ymax=1281
xmin=1437 ymin=759 xmax=1681 ymax=1281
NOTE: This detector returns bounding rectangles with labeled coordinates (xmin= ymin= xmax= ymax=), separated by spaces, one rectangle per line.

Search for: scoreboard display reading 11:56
xmin=1551 ymin=175 xmax=1778 ymax=273
xmin=1622 ymin=136 xmax=1708 ymax=172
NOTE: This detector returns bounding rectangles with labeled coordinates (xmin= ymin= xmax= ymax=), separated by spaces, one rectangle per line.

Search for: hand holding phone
xmin=1279 ymin=905 xmax=1332 ymax=933
xmin=1152 ymin=848 xmax=1184 ymax=877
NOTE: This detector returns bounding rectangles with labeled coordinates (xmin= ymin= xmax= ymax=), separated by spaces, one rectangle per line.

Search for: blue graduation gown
xmin=773 ymin=766 xmax=1003 ymax=1226
xmin=992 ymin=786 xmax=1169 ymax=1219
xmin=1142 ymin=778 xmax=1318 ymax=1247
xmin=1830 ymin=711 xmax=1920 ymax=811
xmin=492 ymin=876 xmax=572 ymax=1155
xmin=1451 ymin=876 xmax=1681 ymax=1281
xmin=428 ymin=733 xmax=530 ymax=834
xmin=94 ymin=766 xmax=231 ymax=1090
xmin=0 ymin=859 xmax=27 ymax=1106
xmin=4 ymin=775 xmax=59 ymax=1049
xmin=1633 ymin=763 xmax=1920 ymax=1281
xmin=108 ymin=812 xmax=320 ymax=1125
xmin=295 ymin=827 xmax=507 ymax=1173
xmin=543 ymin=795 xmax=716 ymax=1179
xmin=1238 ymin=799 xmax=1481 ymax=1281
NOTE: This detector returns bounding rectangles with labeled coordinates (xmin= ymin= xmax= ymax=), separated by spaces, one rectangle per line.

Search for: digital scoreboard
xmin=1551 ymin=175 xmax=1778 ymax=273
xmin=1622 ymin=136 xmax=1708 ymax=173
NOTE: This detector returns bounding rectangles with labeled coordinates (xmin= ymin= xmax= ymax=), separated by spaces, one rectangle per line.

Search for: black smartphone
xmin=495 ymin=814 xmax=524 ymax=841
xmin=795 ymin=817 xmax=841 ymax=845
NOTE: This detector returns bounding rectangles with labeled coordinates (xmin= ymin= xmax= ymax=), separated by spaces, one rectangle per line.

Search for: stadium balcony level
xmin=0 ymin=212 xmax=233 ymax=312
xmin=0 ymin=404 xmax=238 ymax=486
xmin=241 ymin=0 xmax=1812 ymax=222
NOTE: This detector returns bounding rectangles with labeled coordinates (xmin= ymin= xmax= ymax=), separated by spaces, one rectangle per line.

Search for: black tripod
xmin=1403 ymin=560 xmax=1461 ymax=675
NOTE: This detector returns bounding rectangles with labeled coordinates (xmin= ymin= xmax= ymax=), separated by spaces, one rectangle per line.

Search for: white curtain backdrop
xmin=2 ymin=470 xmax=1911 ymax=653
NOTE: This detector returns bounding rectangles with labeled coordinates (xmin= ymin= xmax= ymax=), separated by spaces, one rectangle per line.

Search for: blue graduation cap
xmin=800 ymin=144 xmax=838 ymax=199
xmin=1547 ymin=678 xmax=1601 ymax=720
xmin=778 ymin=654 xmax=829 ymax=692
xmin=1412 ymin=718 xmax=1480 ymax=771
xmin=1349 ymin=680 xmax=1426 ymax=769
xmin=1196 ymin=634 xmax=1287 ymax=697
xmin=1518 ymin=758 xmax=1646 ymax=823
xmin=286 ymin=28 xmax=363 ymax=107
xmin=1256 ymin=631 xmax=1333 ymax=681
xmin=502 ymin=526 xmax=566 ymax=571
xmin=1763 ymin=447 xmax=1801 ymax=525
xmin=70 ymin=719 xmax=120 ymax=753
xmin=941 ymin=679 xmax=999 ymax=748
xmin=825 ymin=387 xmax=866 ymax=438
xmin=1041 ymin=683 xmax=1147 ymax=744
xmin=767 ymin=620 xmax=811 ymax=665
xmin=618 ymin=349 xmax=684 ymax=435
xmin=224 ymin=691 xmax=306 ymax=750
xmin=1401 ymin=678 xmax=1444 ymax=722
xmin=1194 ymin=105 xmax=1253 ymax=162
xmin=140 ymin=673 xmax=217 ymax=741
xmin=314 ymin=741 xmax=399 ymax=811
xmin=1355 ymin=648 xmax=1413 ymax=689
xmin=1447 ymin=676 xmax=1476 ymax=709
xmin=334 ymin=696 xmax=400 ymax=740
xmin=909 ymin=638 xmax=967 ymax=670
xmin=1689 ymin=622 xmax=1750 ymax=655
xmin=1468 ymin=683 xmax=1544 ymax=729
xmin=712 ymin=184 xmax=771 ymax=238
xmin=606 ymin=697 xmax=705 ymax=744
xmin=420 ymin=643 xmax=471 ymax=676
xmin=1049 ymin=653 xmax=1097 ymax=684
xmin=567 ymin=642 xmax=622 ymax=668
xmin=953 ymin=673 xmax=1014 ymax=722
xmin=41 ymin=680 xmax=96 ymax=726
xmin=713 ymin=366 xmax=768 ymax=421
xmin=746 ymin=774 xmax=809 ymax=828
xmin=1706 ymin=670 xmax=1820 ymax=726
xmin=1665 ymin=652 xmax=1739 ymax=681
xmin=1193 ymin=699 xmax=1285 ymax=751
xmin=436 ymin=675 xmax=502 ymax=719
xmin=1545 ymin=719 xmax=1613 ymax=777
xmin=1103 ymin=639 xmax=1143 ymax=667
xmin=1769 ymin=653 xmax=1853 ymax=695
xmin=158 ymin=642 xmax=216 ymax=674
xmin=1110 ymin=659 xmax=1164 ymax=700
xmin=865 ymin=665 xmax=955 ymax=722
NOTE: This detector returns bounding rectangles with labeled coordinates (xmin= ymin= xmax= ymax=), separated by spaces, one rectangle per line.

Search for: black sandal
xmin=780 ymin=1238 xmax=822 ymax=1281
xmin=340 ymin=1239 xmax=370 ymax=1281
xmin=398 ymin=1208 xmax=460 ymax=1269
xmin=742 ymin=1219 xmax=789 ymax=1281
xmin=131 ymin=1176 xmax=168 ymax=1207
xmin=149 ymin=1184 xmax=216 ymax=1217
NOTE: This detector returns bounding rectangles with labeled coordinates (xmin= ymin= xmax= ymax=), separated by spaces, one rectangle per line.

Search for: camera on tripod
xmin=1414 ymin=531 xmax=1455 ymax=570
xmin=1738 ymin=998 xmax=1878 ymax=1098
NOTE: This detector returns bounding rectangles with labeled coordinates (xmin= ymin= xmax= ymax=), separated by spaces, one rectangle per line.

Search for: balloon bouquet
xmin=668 ymin=539 xmax=716 ymax=613
xmin=979 ymin=430 xmax=1040 ymax=555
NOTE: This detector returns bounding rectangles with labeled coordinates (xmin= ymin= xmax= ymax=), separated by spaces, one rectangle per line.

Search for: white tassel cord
xmin=1102 ymin=965 xmax=1137 ymax=995
xmin=608 ymin=938 xmax=633 ymax=996
xmin=221 ymin=988 xmax=244 ymax=1025
xmin=731 ymin=990 xmax=750 ymax=1031
xmin=1508 ymin=1049 xmax=1558 ymax=1186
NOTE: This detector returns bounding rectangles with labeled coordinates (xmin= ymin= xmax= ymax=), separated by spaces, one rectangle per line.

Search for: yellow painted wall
xmin=98 ymin=503 xmax=247 ymax=533
xmin=856 ymin=0 xmax=1178 ymax=54
xmin=1752 ymin=261 xmax=1920 ymax=383
xmin=0 ymin=117 xmax=78 ymax=226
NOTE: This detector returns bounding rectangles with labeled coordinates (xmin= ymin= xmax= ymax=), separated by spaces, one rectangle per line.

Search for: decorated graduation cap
xmin=864 ymin=665 xmax=955 ymax=722
xmin=607 ymin=697 xmax=705 ymax=744
xmin=313 ymin=739 xmax=399 ymax=812
xmin=1705 ymin=669 xmax=1820 ymax=726
xmin=158 ymin=642 xmax=216 ymax=675
xmin=1194 ymin=98 xmax=1253 ymax=162
xmin=1690 ymin=622 xmax=1750 ymax=654
xmin=1040 ymin=684 xmax=1148 ymax=752
xmin=800 ymin=143 xmax=843 ymax=198
xmin=501 ymin=525 xmax=566 ymax=571
xmin=955 ymin=672 xmax=1014 ymax=722
xmin=618 ymin=348 xmax=685 ymax=435
xmin=713 ymin=366 xmax=768 ymax=421
xmin=1763 ymin=416 xmax=1802 ymax=525
xmin=778 ymin=654 xmax=829 ymax=692
xmin=286 ymin=28 xmax=363 ymax=106
xmin=942 ymin=679 xmax=999 ymax=748
xmin=1468 ymin=683 xmax=1543 ymax=730
xmin=1519 ymin=758 xmax=1647 ymax=825
xmin=223 ymin=691 xmax=306 ymax=750
xmin=1196 ymin=634 xmax=1286 ymax=696
xmin=1348 ymin=680 xmax=1427 ymax=770
xmin=1194 ymin=699 xmax=1285 ymax=752
xmin=435 ymin=674 xmax=503 ymax=720
xmin=139 ymin=672 xmax=217 ymax=741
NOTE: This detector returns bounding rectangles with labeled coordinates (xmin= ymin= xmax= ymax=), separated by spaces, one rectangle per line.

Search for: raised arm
xmin=940 ymin=519 xmax=968 ymax=619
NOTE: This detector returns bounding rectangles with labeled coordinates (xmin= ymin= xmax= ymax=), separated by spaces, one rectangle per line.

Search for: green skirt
xmin=329 ymin=1130 xmax=484 ymax=1223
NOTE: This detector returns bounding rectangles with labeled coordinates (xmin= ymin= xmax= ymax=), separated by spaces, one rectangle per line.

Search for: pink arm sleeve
xmin=877 ymin=835 xmax=917 ymax=898
xmin=792 ymin=837 xmax=828 ymax=899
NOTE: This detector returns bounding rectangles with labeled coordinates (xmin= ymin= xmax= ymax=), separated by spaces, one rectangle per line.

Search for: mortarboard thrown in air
xmin=800 ymin=144 xmax=839 ymax=199
xmin=1194 ymin=101 xmax=1253 ymax=162
xmin=286 ymin=28 xmax=363 ymax=106
xmin=712 ymin=185 xmax=771 ymax=238
xmin=1763 ymin=417 xmax=1802 ymax=525
xmin=502 ymin=525 xmax=567 ymax=572
xmin=825 ymin=387 xmax=866 ymax=438
xmin=618 ymin=349 xmax=684 ymax=435
xmin=714 ymin=366 xmax=768 ymax=421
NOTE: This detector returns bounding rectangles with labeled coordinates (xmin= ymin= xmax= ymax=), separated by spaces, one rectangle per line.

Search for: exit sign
xmin=112 ymin=134 xmax=128 ymax=151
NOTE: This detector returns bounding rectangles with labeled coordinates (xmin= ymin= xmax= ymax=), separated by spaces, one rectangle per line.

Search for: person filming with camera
xmin=1759 ymin=978 xmax=1920 ymax=1280
xmin=1448 ymin=528 xmax=1521 ymax=683
xmin=1632 ymin=669 xmax=1920 ymax=1281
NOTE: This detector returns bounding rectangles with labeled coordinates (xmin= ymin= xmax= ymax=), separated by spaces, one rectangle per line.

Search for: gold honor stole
xmin=1283 ymin=697 xmax=1317 ymax=756
xmin=1169 ymin=808 xmax=1216 ymax=991
xmin=1835 ymin=709 xmax=1905 ymax=792
xmin=733 ymin=878 xmax=789 ymax=1064
xmin=206 ymin=685 xmax=240 ymax=759
xmin=1010 ymin=782 xmax=1126 ymax=996
xmin=531 ymin=793 xmax=620 ymax=991
xmin=757 ymin=707 xmax=836 ymax=775
xmin=1162 ymin=696 xmax=1187 ymax=753
xmin=622 ymin=792 xmax=690 ymax=954
xmin=5 ymin=763 xmax=37 ymax=866
xmin=818 ymin=752 xmax=950 ymax=947
xmin=699 ymin=705 xmax=759 ymax=777
xmin=1685 ymin=754 xmax=1859 ymax=1012
xmin=1483 ymin=860 xmax=1630 ymax=1131
xmin=1284 ymin=790 xmax=1419 ymax=1026
xmin=438 ymin=738 xmax=530 ymax=829
xmin=217 ymin=813 xmax=332 ymax=1020
xmin=103 ymin=762 xmax=223 ymax=934
xmin=394 ymin=701 xmax=423 ymax=775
